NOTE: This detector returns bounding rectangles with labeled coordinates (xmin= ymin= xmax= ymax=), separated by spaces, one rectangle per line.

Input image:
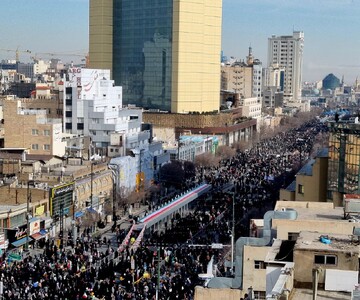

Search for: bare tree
xmin=216 ymin=145 xmax=236 ymax=160
xmin=194 ymin=152 xmax=220 ymax=168
xmin=81 ymin=210 xmax=100 ymax=229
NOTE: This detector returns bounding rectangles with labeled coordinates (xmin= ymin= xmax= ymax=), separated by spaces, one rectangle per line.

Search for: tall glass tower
xmin=113 ymin=0 xmax=173 ymax=111
xmin=89 ymin=0 xmax=222 ymax=113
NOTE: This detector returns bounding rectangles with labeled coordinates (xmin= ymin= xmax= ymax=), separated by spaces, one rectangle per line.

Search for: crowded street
xmin=0 ymin=118 xmax=327 ymax=300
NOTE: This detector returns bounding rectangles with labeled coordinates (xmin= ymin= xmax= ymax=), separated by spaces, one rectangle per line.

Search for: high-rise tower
xmin=89 ymin=0 xmax=222 ymax=113
xmin=267 ymin=31 xmax=304 ymax=103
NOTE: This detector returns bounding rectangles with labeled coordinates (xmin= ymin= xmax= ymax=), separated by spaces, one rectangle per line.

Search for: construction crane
xmin=32 ymin=51 xmax=89 ymax=66
xmin=0 ymin=47 xmax=31 ymax=62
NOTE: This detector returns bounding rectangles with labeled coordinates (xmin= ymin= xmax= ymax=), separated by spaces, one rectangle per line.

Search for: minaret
xmin=246 ymin=46 xmax=254 ymax=66
xmin=355 ymin=77 xmax=359 ymax=92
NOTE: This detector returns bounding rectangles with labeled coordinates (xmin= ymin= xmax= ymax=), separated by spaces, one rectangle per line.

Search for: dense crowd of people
xmin=0 ymin=119 xmax=327 ymax=299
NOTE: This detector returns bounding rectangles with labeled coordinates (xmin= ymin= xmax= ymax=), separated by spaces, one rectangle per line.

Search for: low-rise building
xmin=3 ymin=99 xmax=66 ymax=156
xmin=280 ymin=148 xmax=329 ymax=202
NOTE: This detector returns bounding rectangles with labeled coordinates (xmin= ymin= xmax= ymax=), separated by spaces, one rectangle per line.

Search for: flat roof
xmin=294 ymin=231 xmax=359 ymax=253
xmin=291 ymin=288 xmax=350 ymax=300
xmin=275 ymin=201 xmax=346 ymax=222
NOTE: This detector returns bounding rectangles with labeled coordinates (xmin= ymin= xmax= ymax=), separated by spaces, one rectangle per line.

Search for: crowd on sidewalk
xmin=0 ymin=119 xmax=327 ymax=299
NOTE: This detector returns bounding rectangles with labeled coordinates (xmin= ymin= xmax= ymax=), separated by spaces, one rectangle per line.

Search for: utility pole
xmin=90 ymin=162 xmax=93 ymax=208
xmin=231 ymin=185 xmax=235 ymax=275
xmin=25 ymin=180 xmax=34 ymax=251
xmin=156 ymin=244 xmax=161 ymax=300
xmin=59 ymin=202 xmax=64 ymax=248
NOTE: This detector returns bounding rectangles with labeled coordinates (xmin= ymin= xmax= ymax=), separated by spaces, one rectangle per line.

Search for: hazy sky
xmin=1 ymin=0 xmax=360 ymax=83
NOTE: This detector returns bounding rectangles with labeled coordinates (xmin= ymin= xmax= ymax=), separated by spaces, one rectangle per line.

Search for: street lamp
xmin=231 ymin=184 xmax=236 ymax=275
xmin=109 ymin=164 xmax=120 ymax=222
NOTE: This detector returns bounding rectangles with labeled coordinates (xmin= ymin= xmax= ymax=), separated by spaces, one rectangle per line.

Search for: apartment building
xmin=268 ymin=31 xmax=304 ymax=103
xmin=3 ymin=99 xmax=66 ymax=156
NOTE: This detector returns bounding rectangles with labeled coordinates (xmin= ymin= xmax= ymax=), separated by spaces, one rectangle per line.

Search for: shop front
xmin=8 ymin=225 xmax=32 ymax=249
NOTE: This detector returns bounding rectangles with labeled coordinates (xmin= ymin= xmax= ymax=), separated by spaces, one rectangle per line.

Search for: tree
xmin=160 ymin=160 xmax=185 ymax=187
xmin=81 ymin=210 xmax=100 ymax=230
xmin=216 ymin=145 xmax=236 ymax=160
xmin=183 ymin=161 xmax=196 ymax=179
xmin=194 ymin=152 xmax=220 ymax=167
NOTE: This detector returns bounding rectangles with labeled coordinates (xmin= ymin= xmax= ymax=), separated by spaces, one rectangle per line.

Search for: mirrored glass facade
xmin=328 ymin=122 xmax=360 ymax=194
xmin=113 ymin=0 xmax=173 ymax=111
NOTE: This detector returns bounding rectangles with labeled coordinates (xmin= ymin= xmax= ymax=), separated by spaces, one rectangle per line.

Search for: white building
xmin=242 ymin=97 xmax=262 ymax=123
xmin=263 ymin=63 xmax=285 ymax=88
xmin=64 ymin=68 xmax=170 ymax=190
xmin=252 ymin=61 xmax=262 ymax=103
xmin=33 ymin=60 xmax=49 ymax=75
xmin=63 ymin=68 xmax=147 ymax=150
xmin=267 ymin=31 xmax=304 ymax=104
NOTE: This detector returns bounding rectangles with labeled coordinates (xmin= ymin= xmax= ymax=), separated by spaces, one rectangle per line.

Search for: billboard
xmin=49 ymin=182 xmax=74 ymax=217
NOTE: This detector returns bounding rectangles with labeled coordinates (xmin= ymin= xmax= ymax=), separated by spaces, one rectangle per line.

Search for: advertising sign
xmin=49 ymin=182 xmax=74 ymax=217
xmin=7 ymin=224 xmax=27 ymax=243
xmin=29 ymin=219 xmax=40 ymax=235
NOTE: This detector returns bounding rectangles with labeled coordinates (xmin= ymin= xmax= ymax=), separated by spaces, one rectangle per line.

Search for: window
xmin=314 ymin=254 xmax=337 ymax=265
xmin=254 ymin=260 xmax=266 ymax=269
xmin=298 ymin=184 xmax=304 ymax=194
xmin=253 ymin=291 xmax=266 ymax=300
xmin=32 ymin=129 xmax=39 ymax=135
xmin=32 ymin=144 xmax=39 ymax=150
xmin=43 ymin=130 xmax=50 ymax=136
xmin=43 ymin=144 xmax=50 ymax=151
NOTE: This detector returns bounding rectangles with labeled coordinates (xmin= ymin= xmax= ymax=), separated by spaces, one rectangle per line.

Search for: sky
xmin=1 ymin=0 xmax=360 ymax=83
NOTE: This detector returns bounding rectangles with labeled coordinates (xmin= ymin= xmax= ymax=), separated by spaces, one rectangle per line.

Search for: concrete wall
xmin=295 ymin=157 xmax=328 ymax=202
xmin=243 ymin=245 xmax=269 ymax=292
xmin=274 ymin=219 xmax=357 ymax=240
xmin=294 ymin=249 xmax=359 ymax=286
xmin=279 ymin=189 xmax=295 ymax=201
xmin=144 ymin=112 xmax=234 ymax=129
xmin=194 ymin=286 xmax=243 ymax=300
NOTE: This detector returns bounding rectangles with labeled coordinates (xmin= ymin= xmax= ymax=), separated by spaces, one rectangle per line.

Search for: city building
xmin=267 ymin=31 xmax=304 ymax=104
xmin=221 ymin=48 xmax=263 ymax=105
xmin=262 ymin=86 xmax=284 ymax=108
xmin=241 ymin=97 xmax=262 ymax=123
xmin=164 ymin=135 xmax=218 ymax=162
xmin=89 ymin=0 xmax=222 ymax=113
xmin=280 ymin=148 xmax=329 ymax=202
xmin=221 ymin=60 xmax=253 ymax=99
xmin=201 ymin=200 xmax=359 ymax=299
xmin=322 ymin=73 xmax=341 ymax=91
xmin=3 ymin=99 xmax=66 ymax=156
xmin=63 ymin=68 xmax=149 ymax=153
xmin=143 ymin=110 xmax=257 ymax=147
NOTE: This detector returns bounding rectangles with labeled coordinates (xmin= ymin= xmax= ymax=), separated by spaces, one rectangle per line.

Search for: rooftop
xmin=275 ymin=201 xmax=347 ymax=222
xmin=291 ymin=288 xmax=350 ymax=300
xmin=297 ymin=158 xmax=315 ymax=176
xmin=294 ymin=231 xmax=360 ymax=253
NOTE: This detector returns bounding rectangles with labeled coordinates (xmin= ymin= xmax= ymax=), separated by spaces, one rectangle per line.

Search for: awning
xmin=8 ymin=253 xmax=22 ymax=261
xmin=39 ymin=229 xmax=48 ymax=235
xmin=75 ymin=211 xmax=84 ymax=218
xmin=31 ymin=233 xmax=44 ymax=240
xmin=11 ymin=237 xmax=33 ymax=247
xmin=87 ymin=207 xmax=97 ymax=214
